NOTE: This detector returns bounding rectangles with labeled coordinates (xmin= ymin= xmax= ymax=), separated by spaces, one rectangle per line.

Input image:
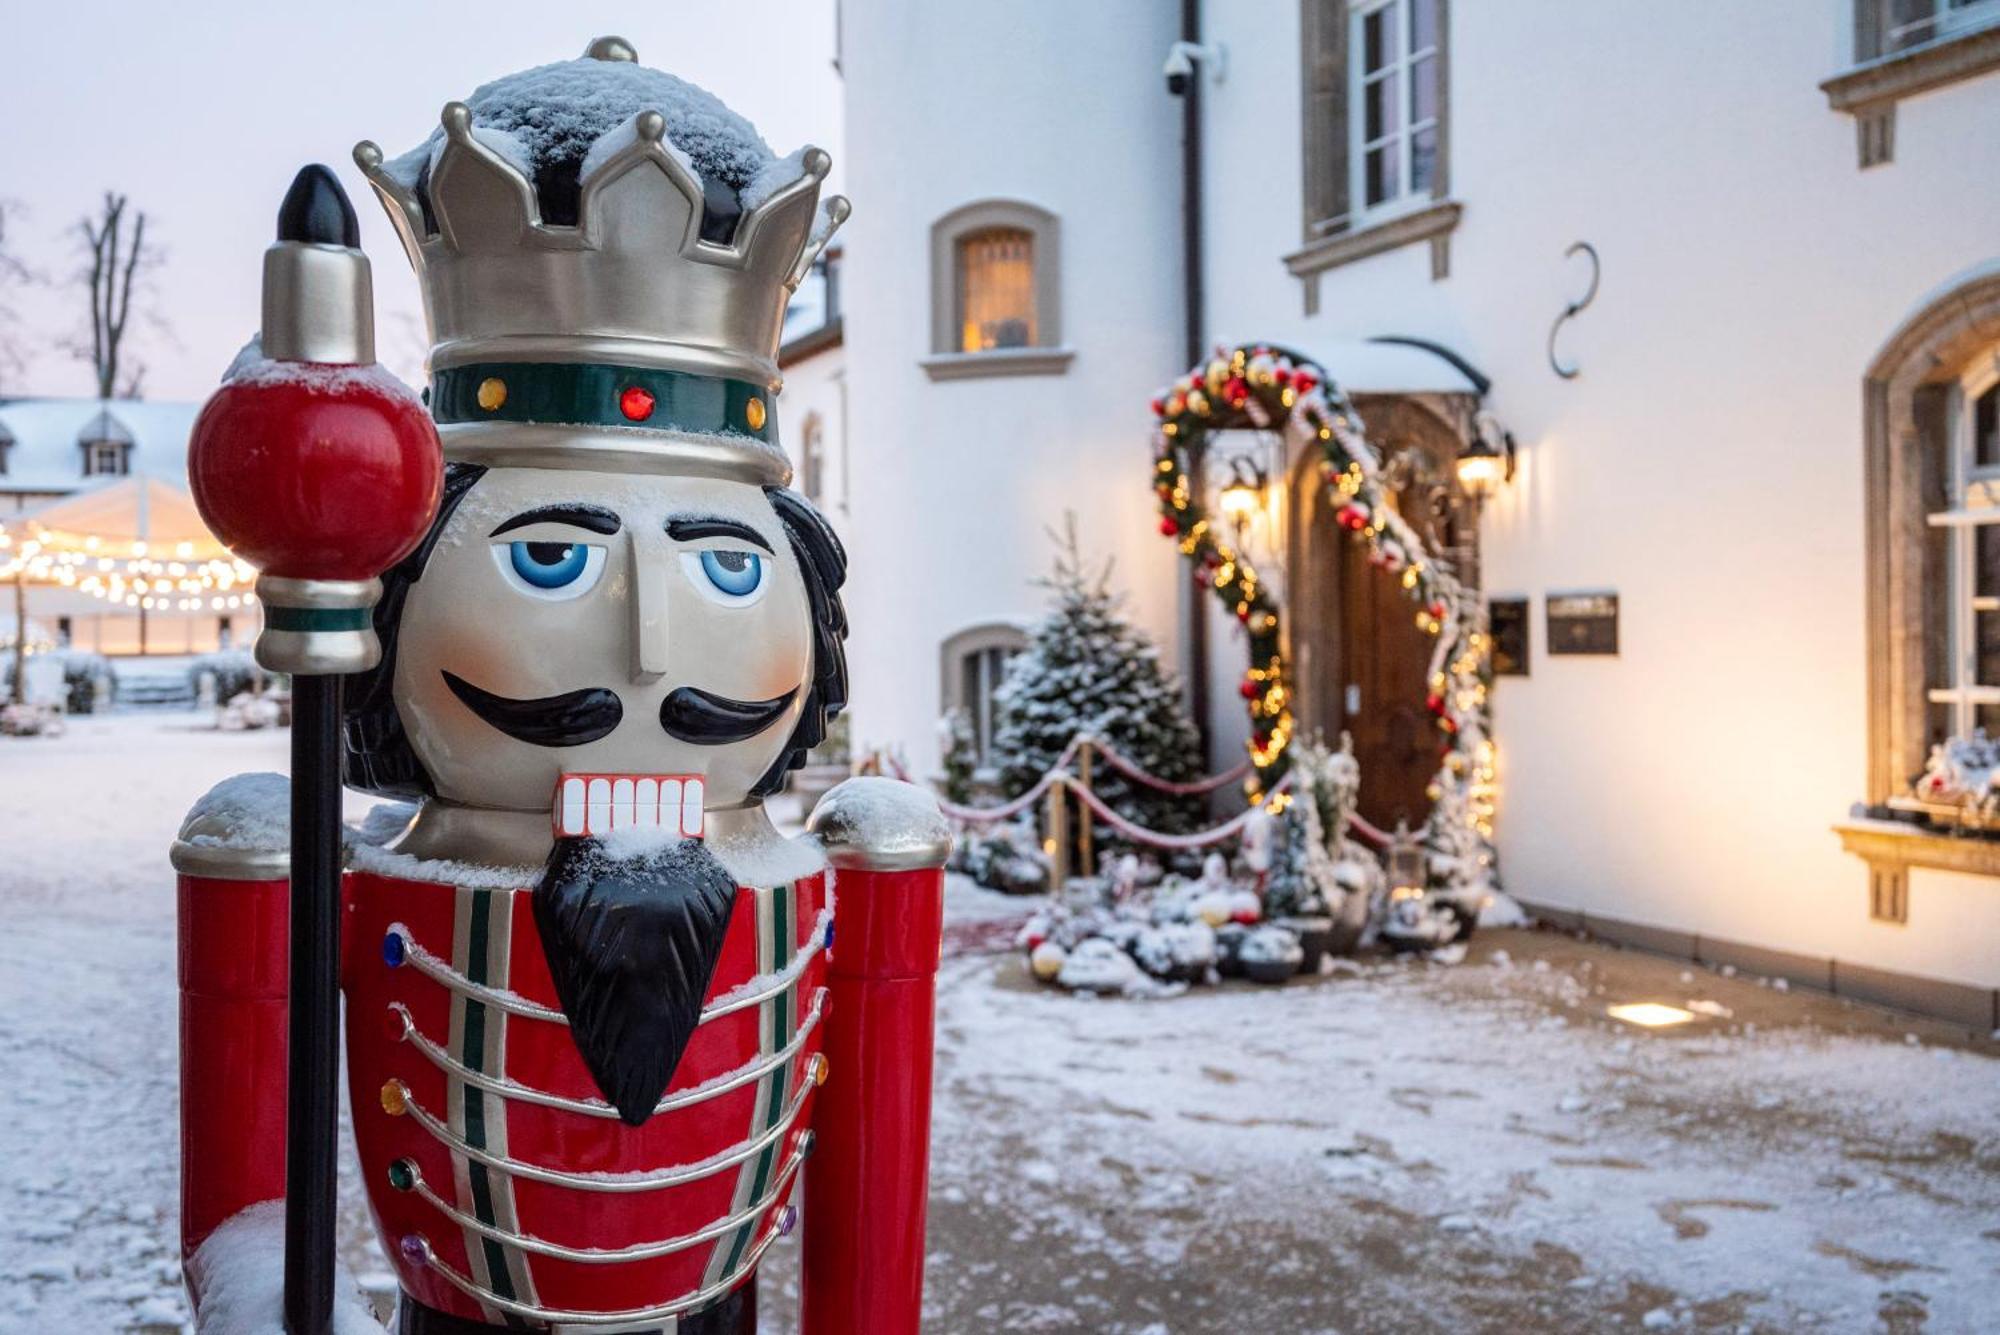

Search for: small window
xmin=1880 ymin=0 xmax=2000 ymax=54
xmin=85 ymin=443 xmax=127 ymax=477
xmin=1351 ymin=0 xmax=1442 ymax=221
xmin=799 ymin=411 xmax=826 ymax=504
xmin=956 ymin=228 xmax=1036 ymax=353
xmin=940 ymin=623 xmax=1031 ymax=763
xmin=926 ymin=201 xmax=1068 ymax=378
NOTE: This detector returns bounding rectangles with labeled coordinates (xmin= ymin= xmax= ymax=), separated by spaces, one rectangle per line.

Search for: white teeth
xmin=681 ymin=777 xmax=705 ymax=837
xmin=559 ymin=776 xmax=587 ymax=837
xmin=550 ymin=774 xmax=707 ymax=839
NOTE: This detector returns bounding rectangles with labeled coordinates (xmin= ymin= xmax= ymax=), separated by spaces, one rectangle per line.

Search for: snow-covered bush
xmin=1132 ymin=920 xmax=1217 ymax=982
xmin=60 ymin=650 xmax=115 ymax=714
xmin=951 ymin=818 xmax=1049 ymax=895
xmin=938 ymin=707 xmax=977 ymax=805
xmin=1266 ymin=735 xmax=1382 ymax=937
xmin=1055 ymin=937 xmax=1140 ymax=993
xmin=190 ymin=649 xmax=262 ymax=706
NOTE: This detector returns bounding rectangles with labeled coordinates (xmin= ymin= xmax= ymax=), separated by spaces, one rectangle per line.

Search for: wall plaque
xmin=1547 ymin=591 xmax=1618 ymax=655
xmin=1488 ymin=598 xmax=1529 ymax=676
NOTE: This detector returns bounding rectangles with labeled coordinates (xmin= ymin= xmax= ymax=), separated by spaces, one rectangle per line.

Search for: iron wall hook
xmin=1547 ymin=241 xmax=1599 ymax=380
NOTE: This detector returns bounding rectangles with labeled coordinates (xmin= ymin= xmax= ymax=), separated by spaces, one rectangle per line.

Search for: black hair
xmin=340 ymin=467 xmax=851 ymax=802
xmin=752 ymin=485 xmax=849 ymax=797
xmin=342 ymin=461 xmax=488 ymax=798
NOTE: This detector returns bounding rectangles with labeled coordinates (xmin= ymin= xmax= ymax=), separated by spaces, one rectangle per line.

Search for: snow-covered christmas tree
xmin=992 ymin=520 xmax=1205 ymax=838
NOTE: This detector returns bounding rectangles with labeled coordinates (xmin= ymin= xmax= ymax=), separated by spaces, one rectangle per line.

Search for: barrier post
xmin=1076 ymin=737 xmax=1095 ymax=878
xmin=1044 ymin=775 xmax=1068 ymax=893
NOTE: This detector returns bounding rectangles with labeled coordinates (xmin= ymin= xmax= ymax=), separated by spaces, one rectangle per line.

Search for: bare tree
xmin=0 ymin=200 xmax=32 ymax=394
xmin=75 ymin=192 xmax=154 ymax=400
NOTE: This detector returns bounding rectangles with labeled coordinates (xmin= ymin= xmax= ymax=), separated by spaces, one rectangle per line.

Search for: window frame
xmin=1289 ymin=0 xmax=1457 ymax=299
xmin=84 ymin=442 xmax=126 ymax=477
xmin=939 ymin=622 xmax=1031 ymax=765
xmin=1346 ymin=0 xmax=1443 ymax=230
xmin=924 ymin=200 xmax=1071 ymax=381
xmin=1825 ymin=1 xmax=2000 ymax=168
xmin=1927 ymin=370 xmax=2000 ymax=736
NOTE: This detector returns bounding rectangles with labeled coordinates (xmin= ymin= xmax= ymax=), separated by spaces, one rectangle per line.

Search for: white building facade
xmin=817 ymin=0 xmax=2000 ymax=1019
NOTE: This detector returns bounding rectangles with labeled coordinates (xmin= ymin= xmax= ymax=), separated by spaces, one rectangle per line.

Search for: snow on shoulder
xmin=187 ymin=1200 xmax=384 ymax=1334
xmin=222 ymin=335 xmax=421 ymax=405
xmin=807 ymin=776 xmax=952 ymax=870
xmin=179 ymin=772 xmax=290 ymax=853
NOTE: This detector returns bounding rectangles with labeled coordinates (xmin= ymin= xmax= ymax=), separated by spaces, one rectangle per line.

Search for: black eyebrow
xmin=490 ymin=505 xmax=621 ymax=537
xmin=665 ymin=516 xmax=774 ymax=554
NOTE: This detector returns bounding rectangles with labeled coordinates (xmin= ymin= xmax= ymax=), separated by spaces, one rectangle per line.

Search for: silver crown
xmin=350 ymin=39 xmax=847 ymax=483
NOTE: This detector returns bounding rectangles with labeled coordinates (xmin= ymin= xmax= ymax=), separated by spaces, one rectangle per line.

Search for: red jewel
xmin=619 ymin=385 xmax=656 ymax=421
xmin=1159 ymin=516 xmax=1180 ymax=536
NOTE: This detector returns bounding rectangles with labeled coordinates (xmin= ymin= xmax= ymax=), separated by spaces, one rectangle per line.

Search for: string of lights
xmin=0 ymin=523 xmax=256 ymax=614
xmin=1148 ymin=344 xmax=1497 ymax=845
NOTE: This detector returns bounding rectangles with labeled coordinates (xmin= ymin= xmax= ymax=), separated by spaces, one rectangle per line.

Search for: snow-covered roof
xmin=77 ymin=408 xmax=135 ymax=447
xmin=1305 ymin=340 xmax=1483 ymax=396
xmin=0 ymin=397 xmax=199 ymax=496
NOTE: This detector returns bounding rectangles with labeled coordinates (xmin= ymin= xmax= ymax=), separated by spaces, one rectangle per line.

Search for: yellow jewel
xmin=745 ymin=397 xmax=767 ymax=431
xmin=380 ymin=1080 xmax=408 ymax=1117
xmin=476 ymin=377 xmax=507 ymax=411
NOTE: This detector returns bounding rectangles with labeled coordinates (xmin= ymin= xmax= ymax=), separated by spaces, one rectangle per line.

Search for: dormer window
xmin=77 ymin=408 xmax=134 ymax=478
xmin=0 ymin=421 xmax=13 ymax=476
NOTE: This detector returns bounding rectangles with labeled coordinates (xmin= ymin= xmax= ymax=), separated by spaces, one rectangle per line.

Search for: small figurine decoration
xmin=175 ymin=38 xmax=948 ymax=1335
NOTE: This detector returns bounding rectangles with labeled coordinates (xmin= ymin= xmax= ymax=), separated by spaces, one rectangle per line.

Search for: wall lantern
xmin=1456 ymin=411 xmax=1515 ymax=498
xmin=1217 ymin=458 xmax=1268 ymax=536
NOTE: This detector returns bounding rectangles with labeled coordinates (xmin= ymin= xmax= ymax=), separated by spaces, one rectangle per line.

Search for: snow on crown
xmin=352 ymin=55 xmax=847 ymax=389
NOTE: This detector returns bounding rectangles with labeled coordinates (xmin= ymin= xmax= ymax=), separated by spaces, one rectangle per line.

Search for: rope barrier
xmin=1064 ymin=771 xmax=1295 ymax=850
xmin=1086 ymin=737 xmax=1251 ymax=795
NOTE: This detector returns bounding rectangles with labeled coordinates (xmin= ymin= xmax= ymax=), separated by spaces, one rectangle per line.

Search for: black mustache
xmin=659 ymin=686 xmax=794 ymax=744
xmin=442 ymin=672 xmax=624 ymax=747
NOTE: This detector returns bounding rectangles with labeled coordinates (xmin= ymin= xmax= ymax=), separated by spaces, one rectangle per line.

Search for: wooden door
xmin=1290 ymin=397 xmax=1472 ymax=833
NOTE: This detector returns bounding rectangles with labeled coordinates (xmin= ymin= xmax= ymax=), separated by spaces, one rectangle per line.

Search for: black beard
xmin=532 ymin=835 xmax=739 ymax=1126
xmin=441 ymin=671 xmax=623 ymax=747
xmin=659 ymin=686 xmax=794 ymax=744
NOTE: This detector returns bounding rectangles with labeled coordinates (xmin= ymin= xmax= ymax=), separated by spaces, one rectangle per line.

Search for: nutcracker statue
xmin=171 ymin=38 xmax=949 ymax=1335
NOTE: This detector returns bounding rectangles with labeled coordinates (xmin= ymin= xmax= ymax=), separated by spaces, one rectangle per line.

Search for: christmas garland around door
xmin=1147 ymin=344 xmax=1497 ymax=871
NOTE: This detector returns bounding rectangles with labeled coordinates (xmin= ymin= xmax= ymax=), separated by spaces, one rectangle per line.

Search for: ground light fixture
xmin=1605 ymin=1001 xmax=1700 ymax=1029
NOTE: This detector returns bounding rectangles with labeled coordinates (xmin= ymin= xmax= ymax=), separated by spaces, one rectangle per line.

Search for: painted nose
xmin=630 ymin=533 xmax=670 ymax=684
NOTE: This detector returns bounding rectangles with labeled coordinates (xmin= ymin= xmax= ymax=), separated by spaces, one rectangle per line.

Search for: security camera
xmin=1164 ymin=40 xmax=1226 ymax=96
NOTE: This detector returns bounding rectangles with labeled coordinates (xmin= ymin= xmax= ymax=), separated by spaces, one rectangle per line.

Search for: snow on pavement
xmin=5 ymin=714 xmax=1998 ymax=1334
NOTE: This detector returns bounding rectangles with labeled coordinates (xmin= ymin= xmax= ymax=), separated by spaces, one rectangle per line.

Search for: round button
xmin=744 ymin=397 xmax=767 ymax=432
xmin=620 ymin=386 xmax=656 ymax=421
xmin=476 ymin=377 xmax=507 ymax=411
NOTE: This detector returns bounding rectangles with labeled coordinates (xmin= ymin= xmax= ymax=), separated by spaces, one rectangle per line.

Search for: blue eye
xmin=682 ymin=549 xmax=766 ymax=605
xmin=491 ymin=540 xmax=606 ymax=600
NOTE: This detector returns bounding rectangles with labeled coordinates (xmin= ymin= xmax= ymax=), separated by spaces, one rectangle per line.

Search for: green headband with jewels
xmin=430 ymin=362 xmax=775 ymax=443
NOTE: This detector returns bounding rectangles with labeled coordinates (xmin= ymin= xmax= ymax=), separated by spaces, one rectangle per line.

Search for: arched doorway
xmin=1287 ymin=394 xmax=1478 ymax=830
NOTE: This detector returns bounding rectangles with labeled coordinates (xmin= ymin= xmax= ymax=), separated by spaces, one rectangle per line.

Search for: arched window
xmin=940 ymin=622 xmax=1030 ymax=762
xmin=925 ymin=200 xmax=1070 ymax=380
xmin=1840 ymin=265 xmax=2000 ymax=921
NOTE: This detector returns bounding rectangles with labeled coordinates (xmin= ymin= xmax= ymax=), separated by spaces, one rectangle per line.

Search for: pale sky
xmin=0 ymin=0 xmax=844 ymax=401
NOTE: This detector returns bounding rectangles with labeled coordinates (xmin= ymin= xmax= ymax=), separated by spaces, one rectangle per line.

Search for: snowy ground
xmin=3 ymin=714 xmax=1997 ymax=1333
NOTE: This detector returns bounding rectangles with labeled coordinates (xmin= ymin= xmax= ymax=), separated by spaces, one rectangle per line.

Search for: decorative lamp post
xmin=184 ymin=164 xmax=442 ymax=1335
